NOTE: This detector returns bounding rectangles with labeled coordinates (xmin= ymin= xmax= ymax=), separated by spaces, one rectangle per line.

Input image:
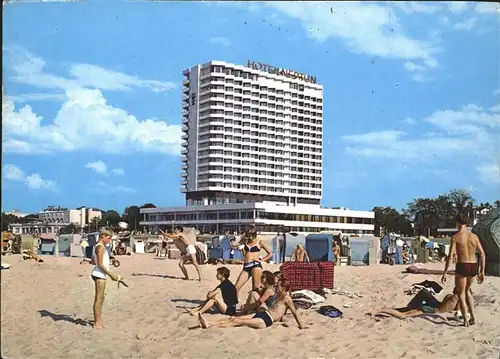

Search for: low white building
xmin=140 ymin=202 xmax=374 ymax=235
xmin=9 ymin=222 xmax=68 ymax=235
xmin=38 ymin=207 xmax=102 ymax=227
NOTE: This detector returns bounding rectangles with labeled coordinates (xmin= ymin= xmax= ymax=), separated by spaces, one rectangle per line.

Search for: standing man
xmin=441 ymin=213 xmax=486 ymax=327
xmin=279 ymin=232 xmax=287 ymax=263
xmin=162 ymin=226 xmax=202 ymax=281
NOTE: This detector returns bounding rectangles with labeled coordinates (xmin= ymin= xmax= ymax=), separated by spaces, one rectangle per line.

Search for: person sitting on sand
xmin=290 ymin=244 xmax=309 ymax=262
xmin=162 ymin=226 xmax=202 ymax=281
xmin=240 ymin=270 xmax=277 ymax=314
xmin=186 ymin=267 xmax=237 ymax=316
xmin=91 ymin=228 xmax=123 ymax=329
xmin=370 ymin=287 xmax=460 ymax=320
xmin=197 ymin=278 xmax=305 ymax=330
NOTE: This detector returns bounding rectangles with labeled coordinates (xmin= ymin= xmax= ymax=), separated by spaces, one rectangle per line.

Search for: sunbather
xmin=370 ymin=287 xmax=459 ymax=319
xmin=240 ymin=270 xmax=277 ymax=314
xmin=186 ymin=267 xmax=237 ymax=316
xmin=198 ymin=278 xmax=304 ymax=330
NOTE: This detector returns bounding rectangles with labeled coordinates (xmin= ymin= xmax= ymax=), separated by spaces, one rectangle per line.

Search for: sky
xmin=2 ymin=1 xmax=499 ymax=214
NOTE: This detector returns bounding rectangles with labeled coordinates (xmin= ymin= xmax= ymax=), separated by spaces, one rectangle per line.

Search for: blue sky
xmin=2 ymin=1 xmax=499 ymax=214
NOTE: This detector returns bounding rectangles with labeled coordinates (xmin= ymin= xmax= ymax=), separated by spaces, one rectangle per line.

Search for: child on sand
xmin=186 ymin=267 xmax=238 ymax=316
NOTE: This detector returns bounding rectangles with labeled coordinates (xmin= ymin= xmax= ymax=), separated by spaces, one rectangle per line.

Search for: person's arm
xmin=304 ymin=251 xmax=310 ymax=262
xmin=476 ymin=235 xmax=486 ymax=283
xmin=285 ymin=295 xmax=304 ymax=329
xmin=95 ymin=245 xmax=119 ymax=281
xmin=290 ymin=249 xmax=297 ymax=261
xmin=207 ymin=287 xmax=221 ymax=299
xmin=244 ymin=288 xmax=273 ymax=312
xmin=259 ymin=240 xmax=273 ymax=262
xmin=441 ymin=237 xmax=456 ymax=283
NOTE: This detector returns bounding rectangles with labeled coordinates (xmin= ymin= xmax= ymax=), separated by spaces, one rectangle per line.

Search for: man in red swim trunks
xmin=441 ymin=213 xmax=486 ymax=327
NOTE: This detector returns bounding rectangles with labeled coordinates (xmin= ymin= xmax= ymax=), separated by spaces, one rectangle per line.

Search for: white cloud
xmin=394 ymin=2 xmax=442 ymax=14
xmin=475 ymin=3 xmax=499 ymax=14
xmin=489 ymin=104 xmax=500 ymax=113
xmin=448 ymin=2 xmax=468 ymax=14
xmin=4 ymin=164 xmax=25 ymax=181
xmin=90 ymin=181 xmax=136 ymax=194
xmin=477 ymin=164 xmax=500 ymax=184
xmin=401 ymin=117 xmax=417 ymax=125
xmin=452 ymin=17 xmax=477 ymax=31
xmin=208 ymin=37 xmax=231 ymax=46
xmin=341 ymin=103 xmax=500 ymax=166
xmin=24 ymin=173 xmax=56 ymax=190
xmin=2 ymin=48 xmax=182 ymax=155
xmin=9 ymin=93 xmax=66 ymax=103
xmin=3 ymin=164 xmax=56 ymax=190
xmin=262 ymin=2 xmax=441 ymax=78
xmin=85 ymin=161 xmax=108 ymax=175
xmin=404 ymin=62 xmax=427 ymax=72
xmin=112 ymin=168 xmax=125 ymax=176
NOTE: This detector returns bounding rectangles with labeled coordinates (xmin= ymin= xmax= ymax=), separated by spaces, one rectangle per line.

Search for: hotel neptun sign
xmin=247 ymin=60 xmax=317 ymax=84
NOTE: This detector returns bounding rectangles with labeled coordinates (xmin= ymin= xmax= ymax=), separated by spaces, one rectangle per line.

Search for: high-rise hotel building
xmin=181 ymin=60 xmax=323 ymax=207
xmin=140 ymin=61 xmax=374 ymax=235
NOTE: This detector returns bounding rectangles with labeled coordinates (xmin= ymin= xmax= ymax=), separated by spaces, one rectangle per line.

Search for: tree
xmin=100 ymin=210 xmax=122 ymax=228
xmin=89 ymin=217 xmax=100 ymax=232
xmin=59 ymin=223 xmax=77 ymax=234
xmin=405 ymin=198 xmax=441 ymax=236
xmin=1 ymin=213 xmax=19 ymax=231
xmin=123 ymin=206 xmax=141 ymax=231
xmin=373 ymin=206 xmax=413 ymax=236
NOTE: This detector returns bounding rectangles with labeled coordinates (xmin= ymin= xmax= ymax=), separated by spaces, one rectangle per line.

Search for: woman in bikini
xmin=234 ymin=228 xmax=273 ymax=295
xmin=240 ymin=270 xmax=277 ymax=314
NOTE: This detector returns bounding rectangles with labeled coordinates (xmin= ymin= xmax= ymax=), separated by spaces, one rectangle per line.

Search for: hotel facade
xmin=140 ymin=60 xmax=374 ymax=235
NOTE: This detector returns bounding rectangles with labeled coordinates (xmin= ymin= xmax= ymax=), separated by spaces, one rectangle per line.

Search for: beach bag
xmin=195 ymin=245 xmax=206 ymax=265
xmin=318 ymin=305 xmax=343 ymax=318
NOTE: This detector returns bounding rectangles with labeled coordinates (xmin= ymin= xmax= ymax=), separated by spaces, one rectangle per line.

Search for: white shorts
xmin=186 ymin=244 xmax=196 ymax=256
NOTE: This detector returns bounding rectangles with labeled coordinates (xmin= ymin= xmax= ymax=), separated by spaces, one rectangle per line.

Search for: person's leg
xmin=373 ymin=308 xmax=424 ymax=319
xmin=251 ymin=267 xmax=263 ymax=290
xmin=455 ymin=274 xmax=469 ymax=327
xmin=234 ymin=269 xmax=250 ymax=296
xmin=465 ymin=276 xmax=476 ymax=325
xmin=93 ymin=278 xmax=106 ymax=329
xmin=199 ymin=313 xmax=267 ymax=329
xmin=178 ymin=258 xmax=189 ymax=280
xmin=189 ymin=254 xmax=202 ymax=281
xmin=189 ymin=291 xmax=227 ymax=316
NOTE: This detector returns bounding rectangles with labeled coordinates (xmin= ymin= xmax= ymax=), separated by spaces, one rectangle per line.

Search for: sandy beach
xmin=1 ymin=254 xmax=499 ymax=359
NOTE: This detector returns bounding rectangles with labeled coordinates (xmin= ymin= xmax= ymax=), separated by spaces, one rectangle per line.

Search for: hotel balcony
xmin=181 ymin=156 xmax=188 ymax=163
xmin=181 ymin=163 xmax=187 ymax=170
xmin=182 ymin=124 xmax=189 ymax=132
xmin=181 ymin=133 xmax=188 ymax=140
xmin=183 ymin=79 xmax=190 ymax=87
xmin=181 ymin=141 xmax=188 ymax=148
xmin=181 ymin=148 xmax=188 ymax=155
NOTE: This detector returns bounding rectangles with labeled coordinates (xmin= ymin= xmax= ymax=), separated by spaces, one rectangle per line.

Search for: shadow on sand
xmin=38 ymin=310 xmax=92 ymax=327
xmin=132 ymin=273 xmax=185 ymax=280
xmin=171 ymin=298 xmax=204 ymax=305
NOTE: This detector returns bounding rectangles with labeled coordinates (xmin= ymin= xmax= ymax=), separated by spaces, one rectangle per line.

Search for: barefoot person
xmin=198 ymin=278 xmax=304 ymax=330
xmin=186 ymin=267 xmax=238 ymax=316
xmin=371 ymin=287 xmax=460 ymax=319
xmin=240 ymin=270 xmax=277 ymax=314
xmin=234 ymin=227 xmax=273 ymax=295
xmin=91 ymin=228 xmax=122 ymax=329
xmin=162 ymin=226 xmax=202 ymax=281
xmin=441 ymin=213 xmax=486 ymax=327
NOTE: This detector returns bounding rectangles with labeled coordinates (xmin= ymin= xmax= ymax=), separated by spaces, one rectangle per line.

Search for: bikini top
xmin=244 ymin=242 xmax=261 ymax=252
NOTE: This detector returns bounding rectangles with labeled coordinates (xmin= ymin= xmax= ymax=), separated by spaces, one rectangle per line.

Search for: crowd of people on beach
xmin=88 ymin=213 xmax=486 ymax=330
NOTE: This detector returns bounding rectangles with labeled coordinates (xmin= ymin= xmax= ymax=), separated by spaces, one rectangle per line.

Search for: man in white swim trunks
xmin=163 ymin=226 xmax=202 ymax=281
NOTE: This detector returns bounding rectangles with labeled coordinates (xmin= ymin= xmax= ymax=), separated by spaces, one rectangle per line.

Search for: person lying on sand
xmin=186 ymin=267 xmax=238 ymax=316
xmin=239 ymin=271 xmax=277 ymax=315
xmin=197 ymin=278 xmax=305 ymax=330
xmin=369 ymin=287 xmax=460 ymax=321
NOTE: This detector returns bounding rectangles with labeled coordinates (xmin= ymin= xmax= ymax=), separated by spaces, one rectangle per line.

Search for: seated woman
xmin=239 ymin=271 xmax=277 ymax=314
xmin=370 ymin=287 xmax=459 ymax=320
xmin=198 ymin=278 xmax=304 ymax=330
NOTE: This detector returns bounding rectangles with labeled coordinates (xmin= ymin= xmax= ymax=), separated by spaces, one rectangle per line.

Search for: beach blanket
xmin=293 ymin=299 xmax=314 ymax=309
xmin=291 ymin=289 xmax=326 ymax=304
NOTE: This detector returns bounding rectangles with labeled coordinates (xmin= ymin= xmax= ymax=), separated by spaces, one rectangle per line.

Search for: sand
xmin=1 ymin=254 xmax=499 ymax=359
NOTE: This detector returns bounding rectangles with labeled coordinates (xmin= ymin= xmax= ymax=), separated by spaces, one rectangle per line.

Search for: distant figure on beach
xmin=370 ymin=287 xmax=460 ymax=320
xmin=186 ymin=267 xmax=238 ymax=316
xmin=198 ymin=278 xmax=304 ymax=330
xmin=290 ymin=244 xmax=309 ymax=262
xmin=91 ymin=228 xmax=122 ymax=330
xmin=333 ymin=239 xmax=342 ymax=266
xmin=441 ymin=213 xmax=486 ymax=326
xmin=234 ymin=227 xmax=273 ymax=295
xmin=162 ymin=226 xmax=202 ymax=281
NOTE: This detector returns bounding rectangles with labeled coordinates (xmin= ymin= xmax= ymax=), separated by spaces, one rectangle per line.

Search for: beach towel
xmin=291 ymin=290 xmax=326 ymax=304
xmin=293 ymin=299 xmax=314 ymax=309
xmin=318 ymin=305 xmax=343 ymax=318
xmin=411 ymin=280 xmax=443 ymax=294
